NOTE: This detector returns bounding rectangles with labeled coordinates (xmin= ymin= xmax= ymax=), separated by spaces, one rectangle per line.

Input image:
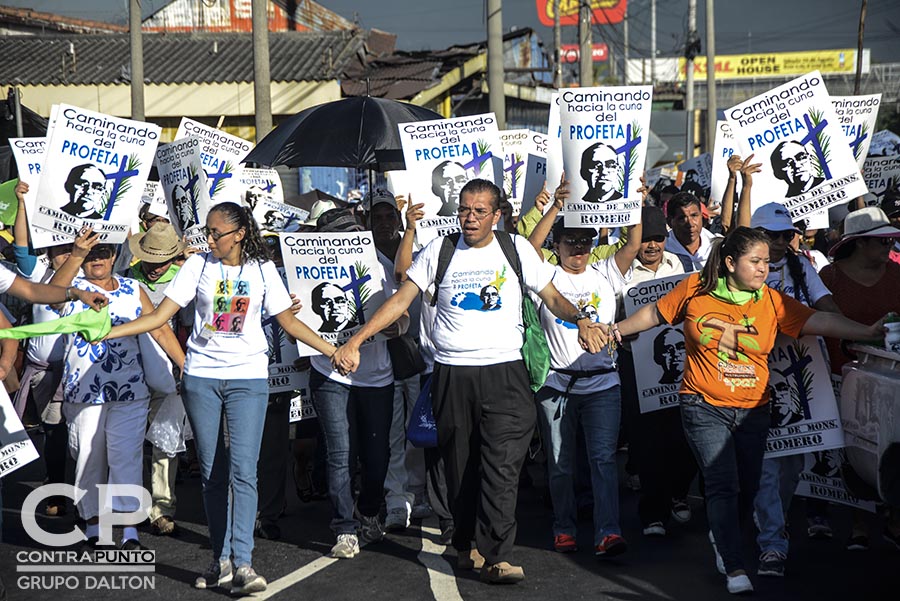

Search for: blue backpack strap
xmin=430 ymin=232 xmax=461 ymax=307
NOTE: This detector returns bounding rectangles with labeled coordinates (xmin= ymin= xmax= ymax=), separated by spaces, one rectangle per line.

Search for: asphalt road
xmin=1 ymin=438 xmax=897 ymax=601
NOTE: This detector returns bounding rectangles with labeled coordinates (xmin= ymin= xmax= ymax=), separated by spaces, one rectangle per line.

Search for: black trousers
xmin=257 ymin=392 xmax=291 ymax=524
xmin=432 ymin=360 xmax=535 ymax=565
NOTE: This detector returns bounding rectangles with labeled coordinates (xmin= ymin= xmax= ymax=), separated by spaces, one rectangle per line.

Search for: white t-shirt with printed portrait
xmin=541 ymin=257 xmax=630 ymax=394
xmin=407 ymin=234 xmax=554 ymax=366
xmin=165 ymin=253 xmax=293 ymax=379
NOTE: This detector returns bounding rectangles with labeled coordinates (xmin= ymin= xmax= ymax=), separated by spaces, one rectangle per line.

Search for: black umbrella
xmin=243 ymin=96 xmax=443 ymax=172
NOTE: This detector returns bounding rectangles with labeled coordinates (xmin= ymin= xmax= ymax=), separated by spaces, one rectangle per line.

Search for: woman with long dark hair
xmin=611 ymin=226 xmax=885 ymax=594
xmin=104 ymin=202 xmax=337 ymax=595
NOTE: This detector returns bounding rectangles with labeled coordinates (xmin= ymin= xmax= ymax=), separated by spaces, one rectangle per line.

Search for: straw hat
xmin=304 ymin=199 xmax=337 ymax=225
xmin=828 ymin=206 xmax=900 ymax=257
xmin=129 ymin=222 xmax=186 ymax=263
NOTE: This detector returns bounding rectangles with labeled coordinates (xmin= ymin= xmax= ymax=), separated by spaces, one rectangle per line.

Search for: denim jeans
xmin=754 ymin=453 xmax=805 ymax=555
xmin=309 ymin=369 xmax=393 ymax=536
xmin=680 ymin=393 xmax=770 ymax=574
xmin=182 ymin=375 xmax=268 ymax=568
xmin=536 ymin=385 xmax=622 ymax=544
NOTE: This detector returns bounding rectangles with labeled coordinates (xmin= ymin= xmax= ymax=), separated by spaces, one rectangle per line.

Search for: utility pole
xmin=487 ymin=0 xmax=506 ymax=128
xmin=650 ymin=0 xmax=657 ymax=84
xmin=854 ymin=0 xmax=867 ymax=94
xmin=129 ymin=0 xmax=144 ymax=121
xmin=685 ymin=0 xmax=697 ymax=159
xmin=623 ymin=2 xmax=628 ymax=85
xmin=554 ymin=0 xmax=562 ymax=88
xmin=705 ymin=0 xmax=717 ymax=153
xmin=579 ymin=0 xmax=592 ymax=87
xmin=252 ymin=0 xmax=272 ymax=141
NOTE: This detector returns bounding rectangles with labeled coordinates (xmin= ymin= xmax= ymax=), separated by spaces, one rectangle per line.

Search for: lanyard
xmin=218 ymin=261 xmax=244 ymax=286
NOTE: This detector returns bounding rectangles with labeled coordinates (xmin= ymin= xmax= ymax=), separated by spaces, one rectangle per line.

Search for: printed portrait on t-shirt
xmin=311 ymin=282 xmax=358 ymax=333
xmin=212 ymin=278 xmax=249 ymax=335
xmin=653 ymin=327 xmax=686 ymax=384
xmin=556 ymin=293 xmax=600 ymax=330
xmin=450 ymin=267 xmax=508 ymax=312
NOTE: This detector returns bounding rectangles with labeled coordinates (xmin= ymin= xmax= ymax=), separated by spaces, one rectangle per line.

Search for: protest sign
xmin=238 ymin=168 xmax=308 ymax=233
xmin=0 ymin=390 xmax=40 ymax=478
xmin=140 ymin=180 xmax=168 ymax=215
xmin=9 ymin=138 xmax=54 ymax=243
xmin=794 ymin=450 xmax=876 ymax=512
xmin=709 ymin=121 xmax=739 ymax=211
xmin=547 ymin=93 xmax=563 ymax=201
xmin=868 ymin=129 xmax=900 ymax=157
xmin=725 ymin=71 xmax=867 ymax=221
xmin=678 ymin=153 xmax=712 ymax=190
xmin=860 ymin=155 xmax=900 ymax=207
xmin=764 ymin=336 xmax=843 ymax=459
xmin=622 ymin=273 xmax=689 ymax=413
xmin=397 ymin=112 xmax=502 ymax=245
xmin=156 ymin=136 xmax=211 ymax=251
xmin=280 ymin=232 xmax=388 ymax=354
xmin=289 ymin=376 xmax=315 ymax=423
xmin=32 ymin=105 xmax=159 ymax=245
xmin=831 ymin=94 xmax=881 ymax=168
xmin=175 ymin=118 xmax=252 ymax=205
xmin=645 ymin=162 xmax=677 ymax=191
xmin=560 ymin=85 xmax=652 ymax=228
xmin=263 ymin=267 xmax=311 ymax=392
xmin=500 ymin=129 xmax=548 ymax=216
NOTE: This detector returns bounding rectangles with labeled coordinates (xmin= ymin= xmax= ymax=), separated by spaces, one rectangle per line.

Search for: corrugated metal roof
xmin=0 ymin=31 xmax=364 ymax=86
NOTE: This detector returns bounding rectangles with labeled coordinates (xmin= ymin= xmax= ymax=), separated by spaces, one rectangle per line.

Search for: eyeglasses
xmin=203 ymin=226 xmax=241 ymax=241
xmin=561 ymin=237 xmax=594 ymax=246
xmin=761 ymin=229 xmax=795 ymax=242
xmin=457 ymin=206 xmax=495 ymax=220
xmin=74 ymin=180 xmax=106 ymax=192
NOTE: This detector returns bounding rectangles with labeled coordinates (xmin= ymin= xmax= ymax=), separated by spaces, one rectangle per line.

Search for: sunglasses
xmin=642 ymin=235 xmax=666 ymax=244
xmin=85 ymin=246 xmax=115 ymax=260
xmin=761 ymin=229 xmax=795 ymax=242
xmin=561 ymin=237 xmax=594 ymax=246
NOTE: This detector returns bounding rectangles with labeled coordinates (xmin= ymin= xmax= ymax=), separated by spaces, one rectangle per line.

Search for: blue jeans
xmin=536 ymin=385 xmax=622 ymax=544
xmin=182 ymin=375 xmax=268 ymax=568
xmin=680 ymin=393 xmax=769 ymax=574
xmin=754 ymin=454 xmax=804 ymax=555
xmin=309 ymin=369 xmax=393 ymax=536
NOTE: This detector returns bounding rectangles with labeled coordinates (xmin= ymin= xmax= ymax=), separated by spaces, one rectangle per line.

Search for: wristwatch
xmin=573 ymin=310 xmax=592 ymax=323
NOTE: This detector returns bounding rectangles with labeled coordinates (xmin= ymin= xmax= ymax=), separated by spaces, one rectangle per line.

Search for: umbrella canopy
xmin=244 ymin=96 xmax=443 ymax=172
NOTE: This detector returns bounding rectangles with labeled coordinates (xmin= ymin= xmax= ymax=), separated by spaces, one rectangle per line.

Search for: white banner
xmin=175 ymin=118 xmax=252 ymax=205
xmin=239 ymin=167 xmax=284 ymax=207
xmin=710 ymin=122 xmax=739 ymax=211
xmin=500 ymin=129 xmax=548 ymax=216
xmin=764 ymin=335 xmax=844 ymax=458
xmin=794 ymin=450 xmax=877 ymax=512
xmin=9 ymin=136 xmax=68 ymax=248
xmin=547 ymin=92 xmax=563 ymax=201
xmin=33 ymin=104 xmax=159 ymax=245
xmin=868 ymin=130 xmax=900 ymax=157
xmin=831 ymin=94 xmax=881 ymax=168
xmin=622 ymin=273 xmax=689 ymax=413
xmin=725 ymin=71 xmax=868 ymax=221
xmin=860 ymin=155 xmax=900 ymax=208
xmin=560 ymin=86 xmax=652 ymax=228
xmin=397 ymin=113 xmax=502 ymax=245
xmin=0 ymin=390 xmax=40 ymax=478
xmin=280 ymin=232 xmax=388 ymax=355
xmin=156 ymin=136 xmax=211 ymax=251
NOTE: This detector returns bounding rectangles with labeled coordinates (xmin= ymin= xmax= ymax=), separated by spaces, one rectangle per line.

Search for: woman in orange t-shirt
xmin=612 ymin=227 xmax=884 ymax=595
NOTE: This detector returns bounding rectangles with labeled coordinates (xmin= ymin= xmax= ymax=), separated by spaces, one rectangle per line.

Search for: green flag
xmin=0 ymin=306 xmax=111 ymax=342
xmin=0 ymin=179 xmax=20 ymax=226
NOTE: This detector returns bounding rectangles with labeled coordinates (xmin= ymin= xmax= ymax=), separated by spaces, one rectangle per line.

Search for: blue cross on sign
xmin=462 ymin=142 xmax=493 ymax=176
xmin=206 ymin=160 xmax=233 ymax=198
xmin=504 ymin=154 xmax=525 ymax=198
xmin=263 ymin=180 xmax=277 ymax=194
xmin=102 ymin=154 xmax=140 ymax=220
xmin=341 ymin=265 xmax=372 ymax=325
xmin=614 ymin=124 xmax=641 ymax=198
xmin=800 ymin=114 xmax=832 ymax=180
xmin=848 ymin=125 xmax=868 ymax=159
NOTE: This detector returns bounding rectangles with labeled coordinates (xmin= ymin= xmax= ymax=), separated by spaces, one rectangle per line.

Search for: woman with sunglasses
xmin=102 ymin=202 xmax=337 ymax=595
xmin=611 ymin=226 xmax=885 ymax=594
xmin=526 ymin=179 xmax=641 ymax=557
xmin=818 ymin=206 xmax=900 ymax=551
xmin=732 ymin=197 xmax=841 ymax=578
xmin=49 ymin=232 xmax=186 ymax=554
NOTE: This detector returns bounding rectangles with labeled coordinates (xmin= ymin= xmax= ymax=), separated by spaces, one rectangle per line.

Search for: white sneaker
xmin=726 ymin=573 xmax=754 ymax=594
xmin=385 ymin=507 xmax=410 ymax=532
xmin=331 ymin=534 xmax=360 ymax=559
xmin=709 ymin=530 xmax=726 ymax=575
xmin=642 ymin=522 xmax=666 ymax=536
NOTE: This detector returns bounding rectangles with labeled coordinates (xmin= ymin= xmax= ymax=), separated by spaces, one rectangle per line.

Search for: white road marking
xmin=417 ymin=519 xmax=464 ymax=601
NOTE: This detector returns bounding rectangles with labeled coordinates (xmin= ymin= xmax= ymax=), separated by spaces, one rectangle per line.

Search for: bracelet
xmin=65 ymin=286 xmax=74 ymax=302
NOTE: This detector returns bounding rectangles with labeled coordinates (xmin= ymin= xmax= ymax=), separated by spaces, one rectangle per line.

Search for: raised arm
xmin=516 ymin=186 xmax=551 ymax=238
xmin=527 ymin=181 xmax=566 ymax=259
xmin=719 ymin=154 xmax=742 ymax=232
xmin=395 ymin=198 xmax=424 ymax=283
xmin=49 ymin=227 xmax=100 ymax=288
xmin=12 ymin=181 xmax=38 ymax=278
xmin=732 ymin=154 xmax=762 ymax=231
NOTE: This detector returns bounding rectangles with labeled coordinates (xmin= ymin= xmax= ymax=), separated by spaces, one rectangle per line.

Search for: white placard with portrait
xmin=175 ymin=118 xmax=252 ymax=205
xmin=156 ymin=136 xmax=212 ymax=251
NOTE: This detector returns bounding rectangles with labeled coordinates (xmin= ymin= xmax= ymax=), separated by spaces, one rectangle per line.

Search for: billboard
xmin=678 ymin=49 xmax=864 ymax=80
xmin=536 ymin=0 xmax=626 ymax=27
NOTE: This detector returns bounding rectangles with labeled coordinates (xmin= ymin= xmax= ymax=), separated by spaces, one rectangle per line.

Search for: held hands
xmin=331 ymin=342 xmax=360 ymax=376
xmin=577 ymin=320 xmax=609 ymax=354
